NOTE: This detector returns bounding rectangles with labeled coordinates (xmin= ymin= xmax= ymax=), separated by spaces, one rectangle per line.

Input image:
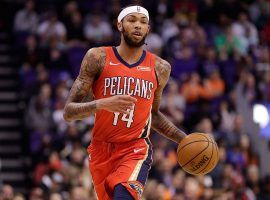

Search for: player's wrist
xmin=95 ymin=99 xmax=102 ymax=110
xmin=95 ymin=99 xmax=107 ymax=111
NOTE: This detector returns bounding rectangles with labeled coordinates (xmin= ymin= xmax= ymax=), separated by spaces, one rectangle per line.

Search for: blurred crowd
xmin=2 ymin=0 xmax=270 ymax=199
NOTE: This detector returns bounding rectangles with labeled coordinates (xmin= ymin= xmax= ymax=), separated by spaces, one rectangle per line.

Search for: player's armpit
xmin=151 ymin=56 xmax=186 ymax=143
xmin=63 ymin=47 xmax=106 ymax=122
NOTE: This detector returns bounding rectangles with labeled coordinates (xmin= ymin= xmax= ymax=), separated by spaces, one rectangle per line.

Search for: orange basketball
xmin=177 ymin=133 xmax=219 ymax=176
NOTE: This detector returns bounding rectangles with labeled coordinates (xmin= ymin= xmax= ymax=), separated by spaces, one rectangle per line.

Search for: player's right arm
xmin=63 ymin=47 xmax=137 ymax=122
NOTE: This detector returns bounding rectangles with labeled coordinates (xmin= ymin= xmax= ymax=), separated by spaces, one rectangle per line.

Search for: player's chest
xmin=99 ymin=65 xmax=157 ymax=100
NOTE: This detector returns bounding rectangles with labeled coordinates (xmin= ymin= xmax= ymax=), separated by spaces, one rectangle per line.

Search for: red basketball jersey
xmin=91 ymin=47 xmax=158 ymax=143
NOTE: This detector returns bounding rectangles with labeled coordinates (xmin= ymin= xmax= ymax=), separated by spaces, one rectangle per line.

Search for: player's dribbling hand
xmin=96 ymin=95 xmax=137 ymax=114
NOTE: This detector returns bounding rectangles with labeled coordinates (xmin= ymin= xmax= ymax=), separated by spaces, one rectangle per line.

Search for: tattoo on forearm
xmin=66 ymin=101 xmax=97 ymax=120
xmin=152 ymin=111 xmax=186 ymax=143
xmin=151 ymin=56 xmax=186 ymax=143
xmin=63 ymin=48 xmax=106 ymax=121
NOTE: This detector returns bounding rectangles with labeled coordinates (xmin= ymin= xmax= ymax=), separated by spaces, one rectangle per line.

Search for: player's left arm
xmin=151 ymin=56 xmax=186 ymax=143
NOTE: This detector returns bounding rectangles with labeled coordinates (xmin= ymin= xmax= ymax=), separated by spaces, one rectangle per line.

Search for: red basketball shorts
xmin=87 ymin=138 xmax=153 ymax=200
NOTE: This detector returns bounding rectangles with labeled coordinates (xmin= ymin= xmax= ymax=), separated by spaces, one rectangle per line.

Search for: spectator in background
xmin=160 ymin=79 xmax=185 ymax=126
xmin=216 ymin=0 xmax=242 ymax=20
xmin=259 ymin=175 xmax=270 ymax=199
xmin=158 ymin=157 xmax=175 ymax=189
xmin=144 ymin=181 xmax=171 ymax=200
xmin=231 ymin=12 xmax=259 ymax=54
xmin=242 ymin=72 xmax=257 ymax=104
xmin=210 ymin=146 xmax=227 ymax=188
xmin=20 ymin=63 xmax=50 ymax=101
xmin=84 ymin=13 xmax=113 ymax=46
xmin=173 ymin=0 xmax=197 ymax=14
xmin=62 ymin=1 xmax=85 ymax=47
xmin=38 ymin=152 xmax=65 ymax=193
xmin=184 ymin=177 xmax=202 ymax=200
xmin=25 ymin=83 xmax=53 ymax=134
xmin=37 ymin=11 xmax=67 ymax=46
xmin=255 ymin=46 xmax=270 ymax=74
xmin=62 ymin=1 xmax=79 ymax=26
xmin=246 ymin=164 xmax=261 ymax=196
xmin=13 ymin=194 xmax=25 ymax=200
xmin=215 ymin=26 xmax=243 ymax=58
xmin=52 ymin=76 xmax=71 ymax=135
xmin=66 ymin=11 xmax=85 ymax=46
xmin=224 ymin=114 xmax=244 ymax=148
xmin=261 ymin=18 xmax=270 ymax=45
xmin=21 ymin=34 xmax=41 ymax=67
xmin=32 ymin=64 xmax=49 ymax=94
xmin=249 ymin=0 xmax=261 ymax=24
xmin=66 ymin=147 xmax=86 ymax=186
xmin=196 ymin=118 xmax=214 ymax=135
xmin=143 ymin=180 xmax=162 ymax=200
xmin=259 ymin=72 xmax=270 ymax=101
xmin=219 ymin=101 xmax=236 ymax=133
xmin=45 ymin=46 xmax=68 ymax=70
xmin=70 ymin=186 xmax=89 ymax=200
xmin=200 ymin=46 xmax=219 ymax=77
xmin=0 ymin=185 xmax=14 ymax=200
xmin=202 ymin=69 xmax=225 ymax=100
xmin=172 ymin=46 xmax=199 ymax=79
xmin=188 ymin=12 xmax=207 ymax=47
xmin=153 ymin=0 xmax=174 ymax=27
xmin=144 ymin=29 xmax=164 ymax=56
xmin=249 ymin=0 xmax=270 ymax=28
xmin=29 ymin=187 xmax=44 ymax=200
xmin=198 ymin=0 xmax=218 ymax=26
xmin=49 ymin=193 xmax=63 ymax=200
xmin=160 ymin=16 xmax=179 ymax=44
xmin=171 ymin=170 xmax=186 ymax=197
xmin=181 ymin=72 xmax=204 ymax=104
xmin=14 ymin=0 xmax=38 ymax=34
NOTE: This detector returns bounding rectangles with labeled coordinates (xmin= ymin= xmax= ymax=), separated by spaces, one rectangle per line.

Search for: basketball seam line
xmin=181 ymin=134 xmax=210 ymax=167
xmin=177 ymin=140 xmax=216 ymax=153
xmin=194 ymin=136 xmax=215 ymax=175
xmin=208 ymin=138 xmax=219 ymax=172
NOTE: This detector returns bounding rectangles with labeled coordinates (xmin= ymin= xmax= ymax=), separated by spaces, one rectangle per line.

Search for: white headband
xmin=117 ymin=6 xmax=149 ymax=23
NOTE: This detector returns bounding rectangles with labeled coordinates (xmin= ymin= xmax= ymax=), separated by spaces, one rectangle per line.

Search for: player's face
xmin=119 ymin=13 xmax=150 ymax=47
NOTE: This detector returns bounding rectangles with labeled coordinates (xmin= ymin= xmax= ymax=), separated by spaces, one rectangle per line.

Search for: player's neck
xmin=116 ymin=42 xmax=144 ymax=65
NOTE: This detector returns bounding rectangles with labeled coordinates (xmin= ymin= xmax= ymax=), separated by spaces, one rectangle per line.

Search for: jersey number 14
xmin=113 ymin=106 xmax=135 ymax=128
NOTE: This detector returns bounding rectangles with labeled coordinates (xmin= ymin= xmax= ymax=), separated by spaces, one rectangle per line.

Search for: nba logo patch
xmin=137 ymin=66 xmax=151 ymax=71
xmin=137 ymin=6 xmax=141 ymax=12
xmin=129 ymin=182 xmax=143 ymax=198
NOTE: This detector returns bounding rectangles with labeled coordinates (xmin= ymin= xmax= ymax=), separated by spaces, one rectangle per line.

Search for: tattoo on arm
xmin=152 ymin=111 xmax=186 ymax=143
xmin=151 ymin=56 xmax=186 ymax=143
xmin=63 ymin=48 xmax=106 ymax=121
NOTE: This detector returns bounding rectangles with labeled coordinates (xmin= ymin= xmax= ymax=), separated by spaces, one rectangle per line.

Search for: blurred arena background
xmin=0 ymin=0 xmax=270 ymax=199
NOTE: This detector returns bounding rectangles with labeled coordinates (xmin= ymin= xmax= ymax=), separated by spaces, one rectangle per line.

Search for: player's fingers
xmin=122 ymin=105 xmax=133 ymax=111
xmin=116 ymin=108 xmax=129 ymax=115
xmin=119 ymin=100 xmax=134 ymax=107
xmin=115 ymin=105 xmax=128 ymax=112
xmin=122 ymin=110 xmax=130 ymax=115
xmin=119 ymin=95 xmax=137 ymax=103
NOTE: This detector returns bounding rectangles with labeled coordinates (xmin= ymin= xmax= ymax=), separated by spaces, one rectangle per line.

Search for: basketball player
xmin=63 ymin=5 xmax=186 ymax=200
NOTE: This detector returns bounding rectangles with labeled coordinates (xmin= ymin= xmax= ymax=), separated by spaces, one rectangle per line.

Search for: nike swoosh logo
xmin=109 ymin=61 xmax=120 ymax=66
xmin=134 ymin=148 xmax=145 ymax=153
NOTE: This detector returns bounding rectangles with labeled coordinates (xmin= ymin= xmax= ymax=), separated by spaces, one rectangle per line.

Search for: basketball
xmin=177 ymin=133 xmax=219 ymax=176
